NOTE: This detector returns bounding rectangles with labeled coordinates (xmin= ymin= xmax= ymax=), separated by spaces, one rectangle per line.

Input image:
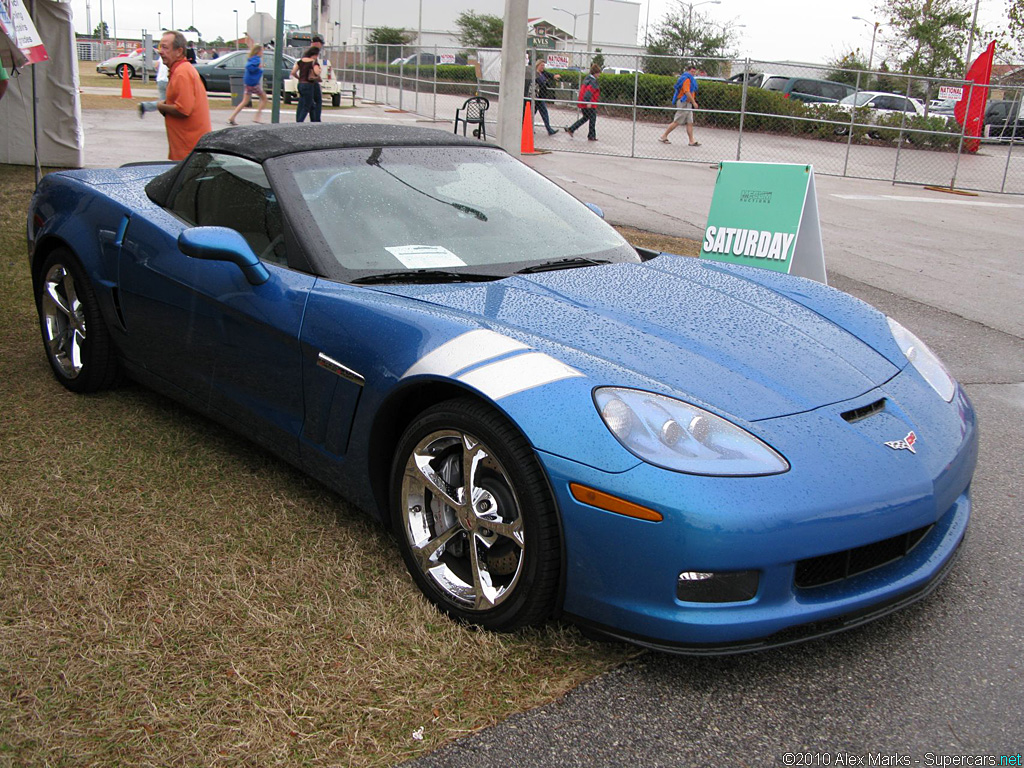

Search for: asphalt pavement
xmin=79 ymin=97 xmax=1024 ymax=765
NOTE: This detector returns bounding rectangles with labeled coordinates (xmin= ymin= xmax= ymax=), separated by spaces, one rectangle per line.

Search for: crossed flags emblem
xmin=884 ymin=431 xmax=918 ymax=453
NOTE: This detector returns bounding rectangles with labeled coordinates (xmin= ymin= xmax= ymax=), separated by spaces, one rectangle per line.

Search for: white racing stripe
xmin=403 ymin=329 xmax=584 ymax=400
xmin=403 ymin=329 xmax=529 ymax=378
xmin=457 ymin=352 xmax=584 ymax=401
xmin=832 ymin=194 xmax=1024 ymax=208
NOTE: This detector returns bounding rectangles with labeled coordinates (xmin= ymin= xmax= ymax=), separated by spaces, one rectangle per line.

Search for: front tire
xmin=36 ymin=249 xmax=119 ymax=393
xmin=390 ymin=398 xmax=561 ymax=631
xmin=115 ymin=63 xmax=135 ymax=79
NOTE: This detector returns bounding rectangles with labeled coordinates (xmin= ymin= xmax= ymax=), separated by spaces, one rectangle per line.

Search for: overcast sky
xmin=70 ymin=0 xmax=1009 ymax=65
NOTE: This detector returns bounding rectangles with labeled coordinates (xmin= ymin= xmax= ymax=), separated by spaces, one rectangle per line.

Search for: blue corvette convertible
xmin=27 ymin=124 xmax=978 ymax=653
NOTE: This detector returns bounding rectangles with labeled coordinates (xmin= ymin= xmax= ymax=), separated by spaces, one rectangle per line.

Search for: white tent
xmin=1 ymin=0 xmax=84 ymax=168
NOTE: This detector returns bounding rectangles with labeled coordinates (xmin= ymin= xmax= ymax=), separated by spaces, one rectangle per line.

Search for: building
xmin=313 ymin=0 xmax=641 ymax=57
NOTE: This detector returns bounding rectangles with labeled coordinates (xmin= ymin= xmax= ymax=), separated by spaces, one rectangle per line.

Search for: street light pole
xmin=683 ymin=1 xmax=721 ymax=60
xmin=234 ymin=9 xmax=238 ymax=49
xmin=964 ymin=0 xmax=981 ymax=72
xmin=852 ymin=16 xmax=880 ymax=71
xmin=552 ymin=7 xmax=598 ymax=60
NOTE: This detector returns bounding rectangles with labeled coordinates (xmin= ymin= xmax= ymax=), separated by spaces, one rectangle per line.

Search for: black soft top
xmin=146 ymin=122 xmax=495 ymax=206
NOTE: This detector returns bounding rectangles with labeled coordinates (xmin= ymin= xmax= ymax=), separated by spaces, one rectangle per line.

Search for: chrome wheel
xmin=391 ymin=399 xmax=561 ymax=630
xmin=36 ymin=249 xmax=119 ymax=393
xmin=401 ymin=429 xmax=526 ymax=611
xmin=41 ymin=262 xmax=87 ymax=380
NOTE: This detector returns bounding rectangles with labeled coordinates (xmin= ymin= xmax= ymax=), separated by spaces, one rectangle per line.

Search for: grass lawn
xmin=0 ymin=163 xmax=696 ymax=766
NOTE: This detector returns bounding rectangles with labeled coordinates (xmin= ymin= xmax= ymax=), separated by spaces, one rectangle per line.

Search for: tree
xmin=92 ymin=21 xmax=109 ymax=39
xmin=874 ymin=0 xmax=975 ymax=78
xmin=368 ymin=26 xmax=414 ymax=61
xmin=454 ymin=11 xmax=504 ymax=50
xmin=826 ymin=50 xmax=870 ymax=87
xmin=998 ymin=0 xmax=1024 ymax=60
xmin=642 ymin=2 xmax=734 ymax=76
xmin=184 ymin=25 xmax=202 ymax=43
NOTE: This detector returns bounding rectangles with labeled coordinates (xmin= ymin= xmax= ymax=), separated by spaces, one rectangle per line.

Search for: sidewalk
xmin=80 ymin=102 xmax=1024 ymax=340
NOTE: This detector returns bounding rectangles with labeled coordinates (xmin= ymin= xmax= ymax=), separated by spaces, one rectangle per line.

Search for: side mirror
xmin=178 ymin=226 xmax=270 ymax=285
xmin=584 ymin=202 xmax=605 ymax=219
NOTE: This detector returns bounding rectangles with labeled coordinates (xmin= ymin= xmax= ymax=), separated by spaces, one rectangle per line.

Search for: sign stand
xmin=699 ymin=162 xmax=828 ymax=284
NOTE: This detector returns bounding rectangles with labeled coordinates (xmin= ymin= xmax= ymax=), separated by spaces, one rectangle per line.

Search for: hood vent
xmin=841 ymin=398 xmax=886 ymax=423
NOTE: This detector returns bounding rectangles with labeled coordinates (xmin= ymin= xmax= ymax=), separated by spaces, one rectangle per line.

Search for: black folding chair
xmin=454 ymin=96 xmax=490 ymax=140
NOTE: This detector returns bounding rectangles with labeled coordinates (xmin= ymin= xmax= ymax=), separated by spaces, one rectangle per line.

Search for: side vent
xmin=841 ymin=398 xmax=886 ymax=423
xmin=110 ymin=287 xmax=128 ymax=331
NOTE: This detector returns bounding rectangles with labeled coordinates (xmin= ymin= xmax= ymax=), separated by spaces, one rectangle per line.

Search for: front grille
xmin=795 ymin=525 xmax=933 ymax=588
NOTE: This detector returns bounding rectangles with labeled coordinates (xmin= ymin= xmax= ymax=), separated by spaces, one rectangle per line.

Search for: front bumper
xmin=538 ymin=376 xmax=978 ymax=652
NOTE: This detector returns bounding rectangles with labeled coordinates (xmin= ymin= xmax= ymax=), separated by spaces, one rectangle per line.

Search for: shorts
xmin=673 ymin=101 xmax=694 ymax=124
xmin=244 ymin=83 xmax=265 ymax=98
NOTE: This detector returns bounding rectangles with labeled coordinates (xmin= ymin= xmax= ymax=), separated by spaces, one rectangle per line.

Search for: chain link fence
xmin=327 ymin=44 xmax=1023 ymax=195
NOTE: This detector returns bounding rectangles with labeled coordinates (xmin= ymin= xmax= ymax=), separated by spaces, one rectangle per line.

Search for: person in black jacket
xmin=534 ymin=59 xmax=561 ymax=135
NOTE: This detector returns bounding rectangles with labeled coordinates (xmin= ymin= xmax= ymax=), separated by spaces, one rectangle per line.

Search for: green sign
xmin=700 ymin=162 xmax=827 ymax=284
xmin=528 ymin=35 xmax=555 ymax=49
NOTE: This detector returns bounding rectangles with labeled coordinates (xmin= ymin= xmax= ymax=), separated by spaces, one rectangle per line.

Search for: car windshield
xmin=840 ymin=93 xmax=875 ymax=107
xmin=272 ymin=146 xmax=639 ymax=280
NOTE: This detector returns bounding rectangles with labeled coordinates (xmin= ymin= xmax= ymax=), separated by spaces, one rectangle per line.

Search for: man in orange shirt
xmin=157 ymin=30 xmax=211 ymax=161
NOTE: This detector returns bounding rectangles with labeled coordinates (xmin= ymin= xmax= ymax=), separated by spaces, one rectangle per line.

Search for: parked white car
xmin=837 ymin=91 xmax=925 ymax=118
xmin=96 ymin=49 xmax=157 ymax=79
xmin=282 ymin=58 xmax=348 ymax=107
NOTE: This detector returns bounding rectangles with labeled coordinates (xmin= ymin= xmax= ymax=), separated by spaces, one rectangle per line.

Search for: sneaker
xmin=588 ymin=137 xmax=598 ymax=141
xmin=547 ymin=129 xmax=558 ymax=135
xmin=138 ymin=103 xmax=145 ymax=119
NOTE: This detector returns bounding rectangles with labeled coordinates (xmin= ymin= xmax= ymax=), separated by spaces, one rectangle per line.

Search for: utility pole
xmin=585 ymin=0 xmax=595 ymax=59
xmin=497 ymin=0 xmax=528 ymax=154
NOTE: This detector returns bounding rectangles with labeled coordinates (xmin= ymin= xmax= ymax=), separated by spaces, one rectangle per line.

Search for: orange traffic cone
xmin=521 ymin=102 xmax=538 ymax=155
xmin=121 ymin=65 xmax=132 ymax=99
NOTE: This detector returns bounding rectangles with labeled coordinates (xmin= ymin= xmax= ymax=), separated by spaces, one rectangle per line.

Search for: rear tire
xmin=390 ymin=398 xmax=562 ymax=632
xmin=36 ymin=249 xmax=120 ymax=393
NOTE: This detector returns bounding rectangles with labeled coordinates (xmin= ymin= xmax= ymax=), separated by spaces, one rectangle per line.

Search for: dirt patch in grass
xmin=0 ymin=164 xmax=645 ymax=767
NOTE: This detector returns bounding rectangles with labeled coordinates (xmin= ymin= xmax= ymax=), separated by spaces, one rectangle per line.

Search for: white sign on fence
xmin=938 ymin=85 xmax=964 ymax=102
xmin=545 ymin=54 xmax=570 ymax=69
xmin=439 ymin=53 xmax=456 ymax=65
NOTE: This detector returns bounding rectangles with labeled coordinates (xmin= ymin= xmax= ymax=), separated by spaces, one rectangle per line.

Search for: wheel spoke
xmin=410 ymin=524 xmax=461 ymax=570
xmin=44 ymin=279 xmax=73 ymax=320
xmin=461 ymin=436 xmax=488 ymax=502
xmin=468 ymin=534 xmax=497 ymax=611
xmin=482 ymin=517 xmax=525 ymax=549
xmin=410 ymin=454 xmax=465 ymax=512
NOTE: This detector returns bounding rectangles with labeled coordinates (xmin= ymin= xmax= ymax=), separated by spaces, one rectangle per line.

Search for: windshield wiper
xmin=516 ymin=257 xmax=611 ymax=274
xmin=350 ymin=270 xmax=500 ymax=285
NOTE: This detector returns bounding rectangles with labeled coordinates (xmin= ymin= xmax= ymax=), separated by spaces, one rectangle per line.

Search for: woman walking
xmin=565 ymin=63 xmax=601 ymax=141
xmin=290 ymin=46 xmax=322 ymax=123
xmin=534 ymin=59 xmax=561 ymax=135
xmin=227 ymin=44 xmax=268 ymax=125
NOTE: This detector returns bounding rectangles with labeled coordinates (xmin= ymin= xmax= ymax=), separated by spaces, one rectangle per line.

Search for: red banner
xmin=953 ymin=41 xmax=995 ymax=154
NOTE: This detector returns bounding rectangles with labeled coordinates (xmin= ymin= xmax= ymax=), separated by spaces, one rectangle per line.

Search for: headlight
xmin=594 ymin=388 xmax=789 ymax=476
xmin=886 ymin=317 xmax=956 ymax=402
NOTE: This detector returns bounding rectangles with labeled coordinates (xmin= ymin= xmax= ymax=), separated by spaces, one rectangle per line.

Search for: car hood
xmin=378 ymin=257 xmax=902 ymax=422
